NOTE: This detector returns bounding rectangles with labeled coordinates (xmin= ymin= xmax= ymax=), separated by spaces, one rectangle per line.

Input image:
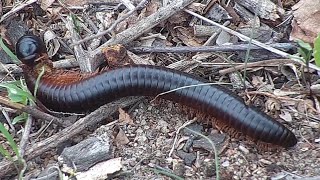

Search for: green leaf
xmin=297 ymin=48 xmax=307 ymax=61
xmin=8 ymin=93 xmax=27 ymax=103
xmin=0 ymin=144 xmax=13 ymax=161
xmin=0 ymin=83 xmax=35 ymax=103
xmin=0 ymin=37 xmax=20 ymax=64
xmin=297 ymin=40 xmax=313 ymax=62
xmin=12 ymin=113 xmax=28 ymax=125
xmin=297 ymin=39 xmax=312 ymax=51
xmin=71 ymin=14 xmax=81 ymax=33
xmin=314 ymin=33 xmax=320 ymax=67
xmin=0 ymin=123 xmax=20 ymax=159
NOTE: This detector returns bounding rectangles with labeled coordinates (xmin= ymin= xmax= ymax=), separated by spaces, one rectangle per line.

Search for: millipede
xmin=15 ymin=34 xmax=298 ymax=148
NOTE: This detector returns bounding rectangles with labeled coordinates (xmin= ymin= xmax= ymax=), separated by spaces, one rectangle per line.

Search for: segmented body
xmin=22 ymin=64 xmax=297 ymax=147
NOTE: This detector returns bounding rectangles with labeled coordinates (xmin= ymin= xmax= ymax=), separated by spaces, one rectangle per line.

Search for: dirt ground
xmin=104 ymin=98 xmax=320 ymax=179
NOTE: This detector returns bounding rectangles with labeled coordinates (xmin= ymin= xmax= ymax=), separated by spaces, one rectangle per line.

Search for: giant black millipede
xmin=16 ymin=35 xmax=298 ymax=148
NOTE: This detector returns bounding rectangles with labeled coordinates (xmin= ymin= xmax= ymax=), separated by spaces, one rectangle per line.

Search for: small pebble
xmin=259 ymin=159 xmax=272 ymax=165
xmin=222 ymin=160 xmax=230 ymax=167
xmin=308 ymin=122 xmax=319 ymax=129
xmin=239 ymin=145 xmax=249 ymax=154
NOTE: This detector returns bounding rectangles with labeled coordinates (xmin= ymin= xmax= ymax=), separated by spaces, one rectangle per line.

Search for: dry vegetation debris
xmin=0 ymin=0 xmax=319 ymax=179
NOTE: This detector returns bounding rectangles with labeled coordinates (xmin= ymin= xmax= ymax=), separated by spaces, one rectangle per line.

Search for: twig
xmin=0 ymin=61 xmax=16 ymax=80
xmin=183 ymin=9 xmax=320 ymax=72
xmin=63 ymin=15 xmax=92 ymax=72
xmin=89 ymin=0 xmax=196 ymax=71
xmin=129 ymin=43 xmax=296 ymax=54
xmin=0 ymin=0 xmax=37 ymax=23
xmin=52 ymin=58 xmax=78 ymax=69
xmin=168 ymin=118 xmax=197 ymax=157
xmin=296 ymin=176 xmax=320 ymax=180
xmin=82 ymin=13 xmax=108 ymax=44
xmin=17 ymin=115 xmax=33 ymax=180
xmin=219 ymin=58 xmax=298 ymax=75
xmin=184 ymin=127 xmax=220 ymax=180
xmin=203 ymin=21 xmax=230 ymax=46
xmin=0 ymin=58 xmax=79 ymax=74
xmin=120 ymin=0 xmax=135 ymax=10
xmin=0 ymin=0 xmax=2 ymax=15
xmin=1 ymin=109 xmax=15 ymax=132
xmin=0 ymin=97 xmax=141 ymax=177
xmin=0 ymin=96 xmax=64 ymax=126
xmin=312 ymin=95 xmax=320 ymax=116
xmin=19 ymin=115 xmax=33 ymax=157
xmin=71 ymin=0 xmax=148 ymax=47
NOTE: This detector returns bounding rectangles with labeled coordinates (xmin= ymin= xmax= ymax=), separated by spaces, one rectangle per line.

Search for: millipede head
xmin=16 ymin=35 xmax=46 ymax=65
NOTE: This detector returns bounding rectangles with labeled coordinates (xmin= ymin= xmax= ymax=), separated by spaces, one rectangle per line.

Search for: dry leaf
xmin=265 ymin=98 xmax=281 ymax=111
xmin=280 ymin=64 xmax=300 ymax=81
xmin=63 ymin=0 xmax=88 ymax=6
xmin=290 ymin=0 xmax=320 ymax=43
xmin=168 ymin=11 xmax=189 ymax=24
xmin=118 ymin=108 xmax=134 ymax=125
xmin=44 ymin=30 xmax=60 ymax=58
xmin=116 ymin=11 xmax=138 ymax=33
xmin=251 ymin=76 xmax=265 ymax=87
xmin=139 ymin=0 xmax=160 ymax=17
xmin=115 ymin=128 xmax=130 ymax=145
xmin=216 ymin=31 xmax=231 ymax=45
xmin=310 ymin=84 xmax=320 ymax=94
xmin=40 ymin=0 xmax=55 ymax=10
xmin=297 ymin=99 xmax=314 ymax=114
xmin=188 ymin=3 xmax=206 ymax=13
xmin=96 ymin=12 xmax=115 ymax=29
xmin=308 ymin=122 xmax=320 ymax=129
xmin=175 ymin=27 xmax=203 ymax=46
xmin=76 ymin=157 xmax=122 ymax=180
xmin=279 ymin=110 xmax=293 ymax=122
xmin=235 ymin=0 xmax=284 ymax=21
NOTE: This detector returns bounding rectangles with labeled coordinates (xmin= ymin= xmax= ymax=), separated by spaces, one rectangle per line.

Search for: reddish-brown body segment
xmin=22 ymin=63 xmax=297 ymax=148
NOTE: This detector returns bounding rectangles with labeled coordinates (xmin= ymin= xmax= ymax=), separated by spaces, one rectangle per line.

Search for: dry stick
xmin=0 ymin=61 xmax=16 ymax=80
xmin=0 ymin=97 xmax=141 ymax=178
xmin=312 ymin=95 xmax=320 ymax=116
xmin=129 ymin=43 xmax=295 ymax=53
xmin=168 ymin=118 xmax=197 ymax=157
xmin=64 ymin=15 xmax=92 ymax=72
xmin=219 ymin=58 xmax=298 ymax=75
xmin=1 ymin=109 xmax=15 ymax=132
xmin=0 ymin=0 xmax=2 ymax=15
xmin=82 ymin=14 xmax=108 ymax=43
xmin=183 ymin=9 xmax=320 ymax=72
xmin=0 ymin=58 xmax=79 ymax=74
xmin=0 ymin=96 xmax=64 ymax=126
xmin=18 ymin=115 xmax=32 ymax=178
xmin=19 ymin=115 xmax=33 ymax=157
xmin=120 ymin=0 xmax=135 ymax=10
xmin=89 ymin=0 xmax=196 ymax=71
xmin=0 ymin=42 xmax=294 ymax=74
xmin=71 ymin=0 xmax=148 ymax=47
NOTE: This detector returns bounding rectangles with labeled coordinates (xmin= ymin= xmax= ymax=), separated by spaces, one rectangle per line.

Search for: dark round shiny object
xmin=16 ymin=35 xmax=45 ymax=64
